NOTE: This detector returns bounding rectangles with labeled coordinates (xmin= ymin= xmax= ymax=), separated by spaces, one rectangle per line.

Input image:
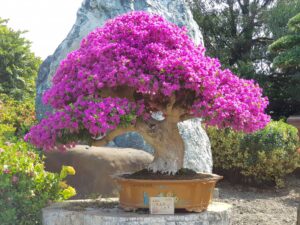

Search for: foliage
xmin=265 ymin=0 xmax=300 ymax=38
xmin=262 ymin=0 xmax=300 ymax=118
xmin=192 ymin=0 xmax=274 ymax=71
xmin=0 ymin=94 xmax=36 ymax=139
xmin=288 ymin=12 xmax=300 ymax=32
xmin=192 ymin=0 xmax=300 ymax=119
xmin=272 ymin=46 xmax=300 ymax=69
xmin=0 ymin=141 xmax=76 ymax=225
xmin=261 ymin=74 xmax=300 ymax=119
xmin=25 ymin=11 xmax=269 ymax=151
xmin=205 ymin=126 xmax=245 ymax=171
xmin=0 ymin=18 xmax=41 ymax=100
xmin=268 ymin=11 xmax=300 ymax=116
xmin=0 ymin=20 xmax=75 ymax=224
xmin=207 ymin=121 xmax=300 ymax=187
xmin=0 ymin=124 xmax=15 ymax=143
xmin=268 ymin=35 xmax=300 ymax=52
xmin=269 ymin=12 xmax=300 ymax=71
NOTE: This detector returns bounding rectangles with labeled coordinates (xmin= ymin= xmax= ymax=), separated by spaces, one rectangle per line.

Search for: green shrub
xmin=0 ymin=94 xmax=36 ymax=138
xmin=206 ymin=127 xmax=245 ymax=170
xmin=207 ymin=121 xmax=300 ymax=187
xmin=0 ymin=141 xmax=76 ymax=225
xmin=0 ymin=124 xmax=15 ymax=143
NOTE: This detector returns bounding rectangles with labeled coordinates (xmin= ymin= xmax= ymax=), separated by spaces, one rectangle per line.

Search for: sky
xmin=0 ymin=0 xmax=83 ymax=59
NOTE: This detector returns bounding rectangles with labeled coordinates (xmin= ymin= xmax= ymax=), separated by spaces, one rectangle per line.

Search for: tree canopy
xmin=192 ymin=0 xmax=274 ymax=76
xmin=268 ymin=11 xmax=300 ymax=116
xmin=269 ymin=12 xmax=300 ymax=72
xmin=25 ymin=12 xmax=269 ymax=151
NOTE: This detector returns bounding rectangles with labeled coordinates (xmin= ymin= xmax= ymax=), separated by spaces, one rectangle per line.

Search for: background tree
xmin=0 ymin=18 xmax=41 ymax=100
xmin=267 ymin=3 xmax=300 ymax=116
xmin=192 ymin=0 xmax=300 ymax=119
xmin=265 ymin=0 xmax=300 ymax=39
xmin=25 ymin=12 xmax=270 ymax=174
xmin=192 ymin=0 xmax=274 ymax=77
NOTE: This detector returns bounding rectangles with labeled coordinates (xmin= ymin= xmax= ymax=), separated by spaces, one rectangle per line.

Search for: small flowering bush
xmin=25 ymin=12 xmax=270 ymax=151
xmin=208 ymin=121 xmax=300 ymax=187
xmin=0 ymin=94 xmax=36 ymax=139
xmin=0 ymin=141 xmax=76 ymax=225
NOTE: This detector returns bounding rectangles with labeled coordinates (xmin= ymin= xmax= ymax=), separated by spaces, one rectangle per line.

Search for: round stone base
xmin=43 ymin=199 xmax=232 ymax=225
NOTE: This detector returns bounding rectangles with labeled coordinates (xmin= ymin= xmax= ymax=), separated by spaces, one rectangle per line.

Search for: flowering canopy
xmin=25 ymin=12 xmax=270 ymax=151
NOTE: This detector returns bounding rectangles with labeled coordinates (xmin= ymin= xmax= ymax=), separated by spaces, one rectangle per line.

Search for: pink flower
xmin=3 ymin=165 xmax=10 ymax=174
xmin=12 ymin=175 xmax=19 ymax=184
xmin=25 ymin=11 xmax=270 ymax=151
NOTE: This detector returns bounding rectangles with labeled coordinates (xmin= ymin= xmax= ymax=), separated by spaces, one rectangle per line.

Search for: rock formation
xmin=179 ymin=118 xmax=212 ymax=173
xmin=44 ymin=146 xmax=153 ymax=198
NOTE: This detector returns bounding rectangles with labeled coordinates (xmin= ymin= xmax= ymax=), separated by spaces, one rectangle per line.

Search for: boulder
xmin=35 ymin=0 xmax=203 ymax=120
xmin=107 ymin=132 xmax=155 ymax=155
xmin=44 ymin=145 xmax=153 ymax=198
xmin=179 ymin=118 xmax=212 ymax=173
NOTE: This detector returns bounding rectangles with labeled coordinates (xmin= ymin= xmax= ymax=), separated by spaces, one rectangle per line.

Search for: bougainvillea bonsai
xmin=25 ymin=12 xmax=270 ymax=174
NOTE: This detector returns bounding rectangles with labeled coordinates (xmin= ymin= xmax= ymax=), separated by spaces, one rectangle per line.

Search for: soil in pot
xmin=122 ymin=168 xmax=214 ymax=180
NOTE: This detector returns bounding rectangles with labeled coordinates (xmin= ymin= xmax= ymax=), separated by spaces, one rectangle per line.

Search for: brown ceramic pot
xmin=115 ymin=173 xmax=222 ymax=212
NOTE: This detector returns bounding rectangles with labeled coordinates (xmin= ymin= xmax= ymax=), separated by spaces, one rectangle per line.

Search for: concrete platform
xmin=43 ymin=199 xmax=232 ymax=225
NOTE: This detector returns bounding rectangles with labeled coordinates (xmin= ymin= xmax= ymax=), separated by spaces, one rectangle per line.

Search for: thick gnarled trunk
xmin=143 ymin=118 xmax=184 ymax=174
xmin=93 ymin=116 xmax=185 ymax=174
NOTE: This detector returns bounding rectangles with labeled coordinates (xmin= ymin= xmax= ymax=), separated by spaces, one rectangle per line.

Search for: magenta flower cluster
xmin=25 ymin=11 xmax=270 ymax=150
xmin=26 ymin=97 xmax=141 ymax=150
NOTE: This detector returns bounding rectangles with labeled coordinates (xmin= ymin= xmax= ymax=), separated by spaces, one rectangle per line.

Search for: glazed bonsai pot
xmin=114 ymin=173 xmax=222 ymax=212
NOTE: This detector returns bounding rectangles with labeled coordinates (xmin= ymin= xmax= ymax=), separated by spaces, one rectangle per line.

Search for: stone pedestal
xmin=43 ymin=199 xmax=232 ymax=225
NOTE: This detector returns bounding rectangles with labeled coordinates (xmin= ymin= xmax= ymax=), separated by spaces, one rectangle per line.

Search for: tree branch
xmin=252 ymin=37 xmax=273 ymax=43
xmin=93 ymin=125 xmax=136 ymax=146
xmin=227 ymin=0 xmax=238 ymax=37
xmin=237 ymin=0 xmax=244 ymax=11
xmin=260 ymin=0 xmax=273 ymax=9
xmin=166 ymin=95 xmax=176 ymax=115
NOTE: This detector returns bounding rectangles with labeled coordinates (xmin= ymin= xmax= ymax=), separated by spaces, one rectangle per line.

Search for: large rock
xmin=108 ymin=119 xmax=213 ymax=173
xmin=106 ymin=132 xmax=155 ymax=155
xmin=36 ymin=0 xmax=203 ymax=120
xmin=44 ymin=146 xmax=153 ymax=198
xmin=179 ymin=118 xmax=212 ymax=173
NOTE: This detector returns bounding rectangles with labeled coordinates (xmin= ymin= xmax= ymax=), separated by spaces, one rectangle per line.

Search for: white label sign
xmin=149 ymin=197 xmax=175 ymax=214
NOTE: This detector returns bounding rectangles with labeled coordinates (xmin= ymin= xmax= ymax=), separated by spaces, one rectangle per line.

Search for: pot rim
xmin=112 ymin=172 xmax=223 ymax=183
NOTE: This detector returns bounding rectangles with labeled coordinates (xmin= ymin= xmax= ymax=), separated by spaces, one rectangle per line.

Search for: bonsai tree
xmin=25 ymin=12 xmax=270 ymax=174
